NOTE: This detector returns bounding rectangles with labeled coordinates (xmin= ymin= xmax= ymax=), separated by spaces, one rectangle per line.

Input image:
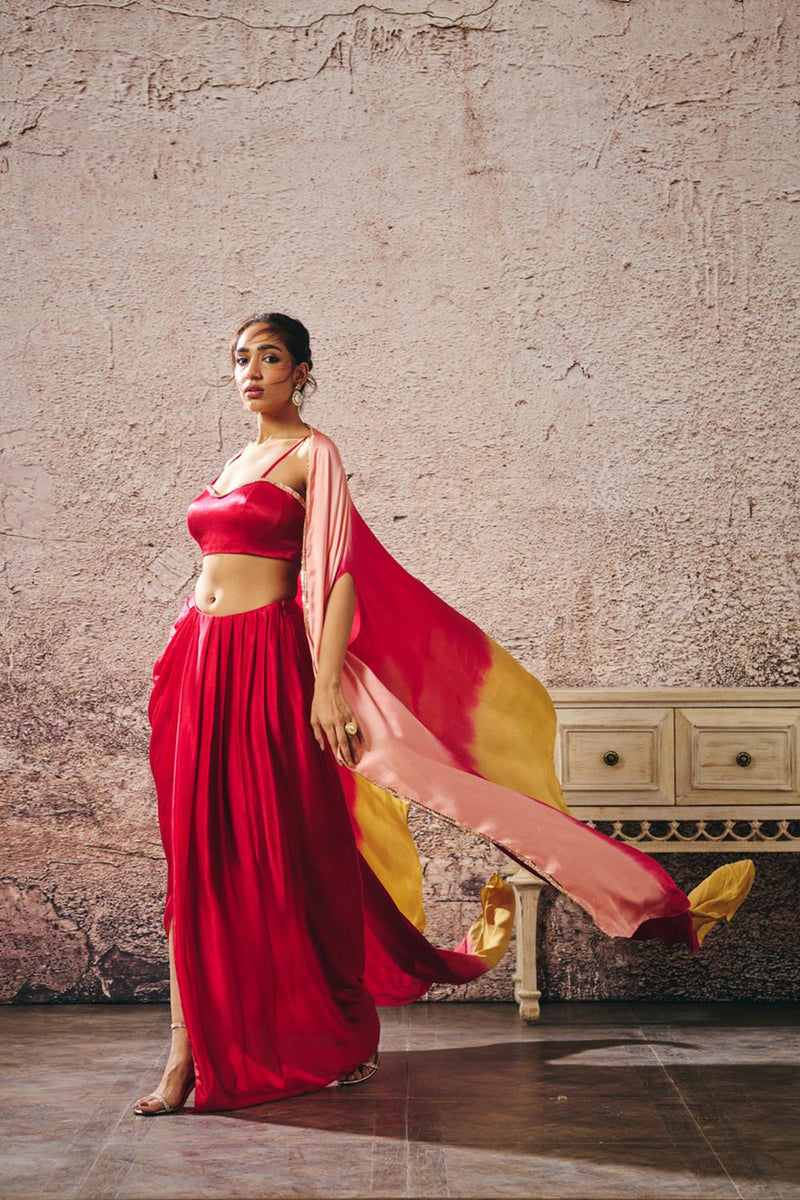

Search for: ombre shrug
xmin=294 ymin=425 xmax=754 ymax=998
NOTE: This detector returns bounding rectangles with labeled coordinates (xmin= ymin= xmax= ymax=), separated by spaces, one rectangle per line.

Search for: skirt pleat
xmin=148 ymin=593 xmax=381 ymax=1113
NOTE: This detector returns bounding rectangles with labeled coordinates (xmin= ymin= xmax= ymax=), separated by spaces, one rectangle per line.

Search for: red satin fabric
xmin=148 ymin=592 xmax=487 ymax=1112
xmin=185 ymin=481 xmax=306 ymax=561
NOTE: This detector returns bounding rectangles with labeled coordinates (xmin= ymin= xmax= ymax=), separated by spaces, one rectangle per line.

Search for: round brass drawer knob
xmin=602 ymin=750 xmax=620 ymax=767
xmin=736 ymin=751 xmax=752 ymax=767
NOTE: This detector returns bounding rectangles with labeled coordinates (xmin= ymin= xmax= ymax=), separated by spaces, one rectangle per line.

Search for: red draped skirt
xmin=148 ymin=593 xmax=488 ymax=1113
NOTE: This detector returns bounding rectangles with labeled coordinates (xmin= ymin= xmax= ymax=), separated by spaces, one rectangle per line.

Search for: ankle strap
xmin=170 ymin=1020 xmax=187 ymax=1029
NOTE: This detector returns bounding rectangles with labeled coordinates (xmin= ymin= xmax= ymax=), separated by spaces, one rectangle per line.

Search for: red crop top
xmin=186 ymin=436 xmax=308 ymax=561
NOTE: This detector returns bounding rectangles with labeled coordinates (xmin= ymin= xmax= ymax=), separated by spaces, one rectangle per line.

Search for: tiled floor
xmin=2 ymin=1001 xmax=799 ymax=1199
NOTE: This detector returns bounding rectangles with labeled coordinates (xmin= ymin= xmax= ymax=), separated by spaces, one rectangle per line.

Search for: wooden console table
xmin=505 ymin=687 xmax=800 ymax=1020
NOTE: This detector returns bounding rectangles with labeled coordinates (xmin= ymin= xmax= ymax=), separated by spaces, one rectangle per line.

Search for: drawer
xmin=555 ymin=707 xmax=674 ymax=805
xmin=676 ymin=707 xmax=800 ymax=804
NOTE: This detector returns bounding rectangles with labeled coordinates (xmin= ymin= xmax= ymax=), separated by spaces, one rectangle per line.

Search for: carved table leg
xmin=505 ymin=866 xmax=545 ymax=1022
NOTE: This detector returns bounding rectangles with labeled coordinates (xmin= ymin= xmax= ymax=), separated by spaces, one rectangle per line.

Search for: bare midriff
xmin=193 ymin=554 xmax=300 ymax=616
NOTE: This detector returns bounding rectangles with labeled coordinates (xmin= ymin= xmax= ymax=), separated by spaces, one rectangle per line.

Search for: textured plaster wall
xmin=2 ymin=1 xmax=799 ymax=1004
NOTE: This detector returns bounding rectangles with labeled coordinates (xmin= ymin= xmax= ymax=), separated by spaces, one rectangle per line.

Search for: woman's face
xmin=233 ymin=323 xmax=308 ymax=414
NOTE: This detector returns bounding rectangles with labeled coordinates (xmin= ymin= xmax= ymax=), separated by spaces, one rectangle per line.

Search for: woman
xmin=136 ymin=312 xmax=755 ymax=1116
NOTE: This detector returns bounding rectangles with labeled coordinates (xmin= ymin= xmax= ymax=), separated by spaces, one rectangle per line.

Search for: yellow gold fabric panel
xmin=687 ymin=859 xmax=756 ymax=947
xmin=352 ymin=772 xmax=427 ymax=932
xmin=470 ymin=637 xmax=571 ymax=815
xmin=462 ymin=871 xmax=516 ymax=970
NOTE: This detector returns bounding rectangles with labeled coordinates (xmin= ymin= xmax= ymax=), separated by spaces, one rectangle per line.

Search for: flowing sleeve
xmin=299 ymin=431 xmax=361 ymax=671
xmin=297 ymin=427 xmax=754 ymax=1004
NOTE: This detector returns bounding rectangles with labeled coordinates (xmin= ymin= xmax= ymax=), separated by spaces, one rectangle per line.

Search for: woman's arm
xmin=309 ymin=570 xmax=365 ymax=767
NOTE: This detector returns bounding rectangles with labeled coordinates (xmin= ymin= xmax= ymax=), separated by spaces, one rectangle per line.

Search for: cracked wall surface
xmin=2 ymin=0 xmax=799 ymax=1004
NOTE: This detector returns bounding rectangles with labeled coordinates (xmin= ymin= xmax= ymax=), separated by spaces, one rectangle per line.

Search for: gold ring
xmin=344 ymin=720 xmax=358 ymax=736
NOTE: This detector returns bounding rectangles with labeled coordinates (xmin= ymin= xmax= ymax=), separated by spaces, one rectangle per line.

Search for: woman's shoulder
xmin=309 ymin=426 xmax=345 ymax=463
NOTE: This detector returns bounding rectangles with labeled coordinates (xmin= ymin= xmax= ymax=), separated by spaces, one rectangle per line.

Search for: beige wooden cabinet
xmin=504 ymin=687 xmax=800 ymax=1020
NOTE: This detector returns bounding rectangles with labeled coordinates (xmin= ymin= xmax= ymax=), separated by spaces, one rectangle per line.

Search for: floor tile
xmin=1 ymin=1001 xmax=798 ymax=1199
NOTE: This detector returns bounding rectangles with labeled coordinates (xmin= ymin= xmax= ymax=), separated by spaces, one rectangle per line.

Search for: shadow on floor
xmin=3 ymin=1000 xmax=798 ymax=1199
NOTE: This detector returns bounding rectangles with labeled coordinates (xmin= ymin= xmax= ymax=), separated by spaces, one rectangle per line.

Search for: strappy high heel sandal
xmin=132 ymin=1021 xmax=196 ymax=1116
xmin=336 ymin=1049 xmax=380 ymax=1086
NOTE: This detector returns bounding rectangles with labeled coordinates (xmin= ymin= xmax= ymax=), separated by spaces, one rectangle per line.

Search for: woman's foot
xmin=336 ymin=1049 xmax=380 ymax=1086
xmin=133 ymin=1024 xmax=195 ymax=1114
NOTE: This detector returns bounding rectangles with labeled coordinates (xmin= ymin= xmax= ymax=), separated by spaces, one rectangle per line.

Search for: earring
xmin=291 ymin=387 xmax=303 ymax=407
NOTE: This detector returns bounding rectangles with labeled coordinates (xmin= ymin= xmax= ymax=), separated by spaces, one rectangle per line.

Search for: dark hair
xmin=227 ymin=311 xmax=317 ymax=398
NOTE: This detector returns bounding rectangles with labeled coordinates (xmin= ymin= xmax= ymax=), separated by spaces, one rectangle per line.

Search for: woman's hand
xmin=310 ymin=678 xmax=365 ymax=767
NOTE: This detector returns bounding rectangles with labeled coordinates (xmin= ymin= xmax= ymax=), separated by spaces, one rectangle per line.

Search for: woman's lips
xmin=245 ymin=387 xmax=264 ymax=395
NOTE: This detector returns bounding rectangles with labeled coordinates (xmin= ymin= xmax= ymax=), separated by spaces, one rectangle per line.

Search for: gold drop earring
xmin=291 ymin=386 xmax=303 ymax=407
